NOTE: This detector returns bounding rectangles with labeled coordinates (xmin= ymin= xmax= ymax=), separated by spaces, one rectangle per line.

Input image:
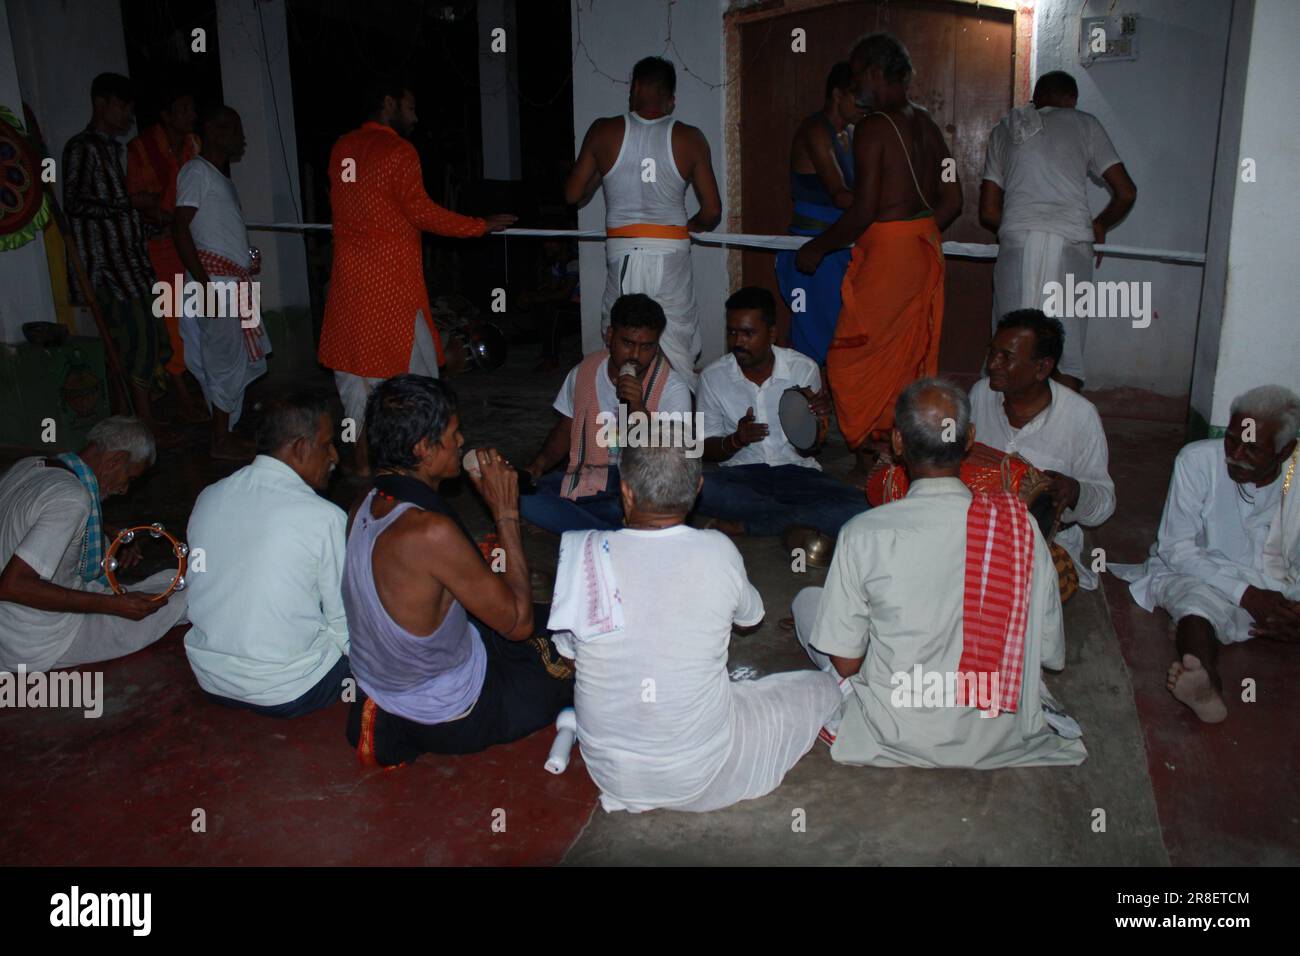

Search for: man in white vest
xmin=565 ymin=56 xmax=722 ymax=390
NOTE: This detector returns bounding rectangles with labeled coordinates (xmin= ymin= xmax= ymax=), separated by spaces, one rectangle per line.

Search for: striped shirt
xmin=62 ymin=125 xmax=155 ymax=303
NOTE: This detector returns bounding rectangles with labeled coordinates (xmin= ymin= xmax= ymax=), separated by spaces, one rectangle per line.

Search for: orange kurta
xmin=127 ymin=124 xmax=200 ymax=375
xmin=318 ymin=122 xmax=488 ymax=378
xmin=827 ymin=216 xmax=945 ymax=448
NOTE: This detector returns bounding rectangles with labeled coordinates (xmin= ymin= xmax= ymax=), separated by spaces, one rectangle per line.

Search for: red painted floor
xmin=0 ymin=627 xmax=598 ymax=866
xmin=1095 ymin=420 xmax=1300 ymax=866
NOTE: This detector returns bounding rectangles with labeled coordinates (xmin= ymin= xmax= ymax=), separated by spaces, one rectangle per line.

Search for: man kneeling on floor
xmin=185 ymin=392 xmax=351 ymax=717
xmin=345 ymin=375 xmax=573 ymax=765
xmin=548 ymin=437 xmax=840 ymax=812
xmin=0 ymin=417 xmax=187 ymax=673
xmin=793 ymin=378 xmax=1087 ymax=768
xmin=520 ymin=293 xmax=693 ymax=533
xmin=696 ymin=286 xmax=868 ymax=538
xmin=1114 ymin=385 xmax=1300 ymax=724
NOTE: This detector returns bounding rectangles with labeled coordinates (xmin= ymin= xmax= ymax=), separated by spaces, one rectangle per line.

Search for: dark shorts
xmin=345 ymin=631 xmax=574 ymax=765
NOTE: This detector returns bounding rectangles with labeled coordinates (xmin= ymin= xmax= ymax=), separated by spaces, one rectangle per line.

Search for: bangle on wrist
xmin=496 ymin=512 xmax=520 ymax=523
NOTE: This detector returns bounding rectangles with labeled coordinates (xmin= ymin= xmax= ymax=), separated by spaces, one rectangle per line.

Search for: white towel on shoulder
xmin=548 ymin=530 xmax=625 ymax=644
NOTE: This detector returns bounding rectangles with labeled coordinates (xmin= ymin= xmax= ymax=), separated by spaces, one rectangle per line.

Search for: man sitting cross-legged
xmin=548 ymin=438 xmax=840 ymax=812
xmin=344 ymin=375 xmax=573 ymax=765
xmin=970 ymin=309 xmax=1115 ymax=594
xmin=695 ymin=286 xmax=868 ymax=538
xmin=793 ymin=378 xmax=1087 ymax=768
xmin=185 ymin=392 xmax=351 ymax=718
xmin=0 ymin=417 xmax=187 ymax=674
xmin=520 ymin=293 xmax=692 ymax=534
xmin=1115 ymin=385 xmax=1300 ymax=724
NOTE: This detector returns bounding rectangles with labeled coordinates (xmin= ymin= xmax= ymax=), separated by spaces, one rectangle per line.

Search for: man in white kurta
xmin=173 ymin=107 xmax=270 ymax=459
xmin=1113 ymin=386 xmax=1300 ymax=723
xmin=793 ymin=378 xmax=1087 ymax=769
xmin=980 ymin=71 xmax=1135 ymax=388
xmin=972 ymin=311 xmax=1115 ymax=590
xmin=548 ymin=441 xmax=839 ymax=812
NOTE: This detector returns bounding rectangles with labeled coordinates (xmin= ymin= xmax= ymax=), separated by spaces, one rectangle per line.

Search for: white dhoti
xmin=180 ymin=274 xmax=271 ymax=427
xmin=669 ymin=669 xmax=840 ymax=813
xmin=332 ymin=311 xmax=438 ymax=428
xmin=1111 ymin=564 xmax=1256 ymax=645
xmin=993 ymin=229 xmax=1094 ymax=381
xmin=53 ymin=570 xmax=189 ymax=668
xmin=603 ymin=236 xmax=700 ymax=390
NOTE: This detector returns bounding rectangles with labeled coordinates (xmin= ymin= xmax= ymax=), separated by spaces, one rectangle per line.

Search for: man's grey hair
xmin=620 ymin=438 xmax=702 ymax=514
xmin=895 ymin=377 xmax=970 ymax=467
xmin=86 ymin=415 xmax=156 ymax=467
xmin=1231 ymin=385 xmax=1300 ymax=451
xmin=256 ymin=391 xmax=331 ymax=455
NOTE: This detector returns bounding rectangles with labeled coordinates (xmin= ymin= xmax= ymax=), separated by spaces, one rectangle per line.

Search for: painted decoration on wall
xmin=0 ymin=104 xmax=52 ymax=252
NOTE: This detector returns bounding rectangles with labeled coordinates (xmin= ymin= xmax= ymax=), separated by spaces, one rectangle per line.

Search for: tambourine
xmin=778 ymin=387 xmax=825 ymax=454
xmin=103 ymin=523 xmax=189 ymax=600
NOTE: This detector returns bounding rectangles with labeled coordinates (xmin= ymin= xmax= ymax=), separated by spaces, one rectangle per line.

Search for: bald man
xmin=792 ymin=377 xmax=1086 ymax=769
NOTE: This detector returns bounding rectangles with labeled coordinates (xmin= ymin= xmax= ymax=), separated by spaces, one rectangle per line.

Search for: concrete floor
xmin=0 ymin=337 xmax=1295 ymax=866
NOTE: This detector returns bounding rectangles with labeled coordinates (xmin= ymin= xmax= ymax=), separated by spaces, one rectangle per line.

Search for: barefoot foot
xmin=1167 ymin=654 xmax=1227 ymax=723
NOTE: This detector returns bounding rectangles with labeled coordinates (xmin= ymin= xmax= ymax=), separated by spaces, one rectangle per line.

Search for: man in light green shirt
xmin=185 ymin=393 xmax=350 ymax=717
xmin=793 ymin=378 xmax=1087 ymax=769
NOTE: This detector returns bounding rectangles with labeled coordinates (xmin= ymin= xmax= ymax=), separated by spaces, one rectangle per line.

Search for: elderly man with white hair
xmin=0 ymin=416 xmax=187 ymax=673
xmin=1115 ymin=385 xmax=1300 ymax=723
xmin=547 ymin=435 xmax=840 ymax=813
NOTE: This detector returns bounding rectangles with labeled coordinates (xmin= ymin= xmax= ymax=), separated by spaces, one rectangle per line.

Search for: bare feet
xmin=1167 ymin=654 xmax=1227 ymax=723
xmin=210 ymin=433 xmax=255 ymax=461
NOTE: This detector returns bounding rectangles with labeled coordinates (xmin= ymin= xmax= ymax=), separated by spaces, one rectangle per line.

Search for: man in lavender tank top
xmin=343 ymin=376 xmax=573 ymax=766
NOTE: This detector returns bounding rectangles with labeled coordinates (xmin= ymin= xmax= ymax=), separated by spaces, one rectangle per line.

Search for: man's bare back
xmin=857 ymin=104 xmax=952 ymax=222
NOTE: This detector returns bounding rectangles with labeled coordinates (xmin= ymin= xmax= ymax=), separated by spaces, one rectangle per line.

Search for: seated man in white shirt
xmin=695 ymin=287 xmax=868 ymax=538
xmin=0 ymin=416 xmax=187 ymax=674
xmin=971 ymin=309 xmax=1115 ymax=596
xmin=549 ymin=437 xmax=840 ymax=812
xmin=793 ymin=378 xmax=1087 ymax=769
xmin=184 ymin=393 xmax=350 ymax=718
xmin=521 ymin=293 xmax=693 ymax=534
xmin=1114 ymin=386 xmax=1300 ymax=724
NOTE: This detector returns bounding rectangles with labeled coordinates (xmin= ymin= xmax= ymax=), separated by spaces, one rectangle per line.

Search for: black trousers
xmin=346 ymin=632 xmax=574 ymax=766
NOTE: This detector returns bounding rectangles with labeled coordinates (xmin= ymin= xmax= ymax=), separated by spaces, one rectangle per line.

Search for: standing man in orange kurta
xmin=318 ymin=80 xmax=515 ymax=474
xmin=127 ymin=85 xmax=205 ymax=422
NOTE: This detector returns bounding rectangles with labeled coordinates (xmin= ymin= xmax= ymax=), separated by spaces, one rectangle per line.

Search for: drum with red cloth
xmin=866 ymin=443 xmax=1078 ymax=602
xmin=866 ymin=442 xmax=1057 ymax=540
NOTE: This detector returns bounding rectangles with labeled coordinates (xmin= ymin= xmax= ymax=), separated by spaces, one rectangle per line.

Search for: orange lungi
xmin=827 ymin=216 xmax=944 ymax=449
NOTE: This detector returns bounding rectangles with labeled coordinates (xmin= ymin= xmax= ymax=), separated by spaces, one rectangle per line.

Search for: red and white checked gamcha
xmin=958 ymin=491 xmax=1034 ymax=714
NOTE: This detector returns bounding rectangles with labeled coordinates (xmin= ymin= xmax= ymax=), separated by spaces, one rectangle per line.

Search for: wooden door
xmin=737 ymin=0 xmax=1014 ymax=377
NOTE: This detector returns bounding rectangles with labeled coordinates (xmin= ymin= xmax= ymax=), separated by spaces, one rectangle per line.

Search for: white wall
xmin=479 ymin=0 xmax=522 ymax=181
xmin=215 ymin=0 xmax=310 ymax=312
xmin=0 ymin=0 xmax=56 ymax=343
xmin=1034 ymin=0 xmax=1231 ymax=397
xmin=1200 ymin=0 xmax=1300 ymax=428
xmin=568 ymin=0 xmax=729 ymax=362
